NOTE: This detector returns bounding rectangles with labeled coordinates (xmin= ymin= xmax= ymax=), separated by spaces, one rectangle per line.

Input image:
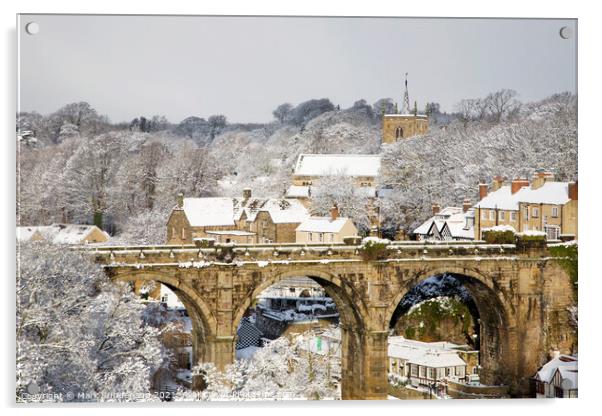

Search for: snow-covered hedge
xmin=360 ymin=237 xmax=391 ymax=260
xmin=481 ymin=226 xmax=516 ymax=244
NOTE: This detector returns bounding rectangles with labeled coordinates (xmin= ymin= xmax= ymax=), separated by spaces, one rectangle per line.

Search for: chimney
xmin=492 ymin=176 xmax=505 ymax=191
xmin=330 ymin=203 xmax=340 ymax=221
xmin=568 ymin=181 xmax=578 ymax=200
xmin=531 ymin=171 xmax=555 ymax=190
xmin=177 ymin=192 xmax=184 ymax=209
xmin=479 ymin=183 xmax=488 ymax=201
xmin=511 ymin=178 xmax=530 ymax=195
xmin=242 ymin=188 xmax=252 ymax=200
xmin=432 ymin=203 xmax=441 ymax=216
xmin=462 ymin=198 xmax=471 ymax=213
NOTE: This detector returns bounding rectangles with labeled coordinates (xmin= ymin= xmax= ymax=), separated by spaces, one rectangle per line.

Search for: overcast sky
xmin=18 ymin=15 xmax=577 ymax=124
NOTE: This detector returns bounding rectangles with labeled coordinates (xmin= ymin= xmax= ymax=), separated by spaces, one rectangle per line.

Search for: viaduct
xmin=91 ymin=239 xmax=576 ymax=400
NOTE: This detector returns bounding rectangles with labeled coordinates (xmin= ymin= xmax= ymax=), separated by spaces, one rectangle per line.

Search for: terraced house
xmin=474 ymin=172 xmax=578 ymax=240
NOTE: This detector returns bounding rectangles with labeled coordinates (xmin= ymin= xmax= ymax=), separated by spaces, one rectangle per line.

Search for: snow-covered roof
xmin=183 ymin=197 xmax=235 ymax=227
xmin=286 ymin=185 xmax=310 ymax=198
xmin=534 ymin=354 xmax=578 ymax=385
xmin=388 ymin=337 xmax=467 ymax=368
xmin=413 ymin=207 xmax=474 ymax=240
xmin=206 ymin=230 xmax=255 ymax=236
xmin=293 ymin=154 xmax=381 ymax=177
xmin=251 ymin=198 xmax=309 ymax=224
xmin=384 ymin=113 xmax=428 ymax=118
xmin=17 ymin=224 xmax=108 ymax=244
xmin=16 ymin=226 xmax=50 ymax=241
xmin=296 ymin=216 xmax=351 ymax=233
xmin=475 ymin=182 xmax=571 ymax=210
xmin=182 ymin=196 xmax=309 ymax=227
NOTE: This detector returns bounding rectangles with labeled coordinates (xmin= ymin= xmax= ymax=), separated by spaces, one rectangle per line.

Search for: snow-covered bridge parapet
xmin=87 ymin=240 xmax=575 ymax=400
xmin=89 ymin=240 xmax=539 ymax=269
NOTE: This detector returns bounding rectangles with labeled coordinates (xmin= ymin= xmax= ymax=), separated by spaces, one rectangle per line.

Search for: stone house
xmin=474 ymin=172 xmax=578 ymax=240
xmin=295 ymin=206 xmax=359 ymax=243
xmin=166 ymin=189 xmax=309 ymax=245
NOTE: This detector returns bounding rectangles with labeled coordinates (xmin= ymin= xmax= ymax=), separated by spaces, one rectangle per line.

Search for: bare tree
xmin=485 ymin=89 xmax=520 ymax=123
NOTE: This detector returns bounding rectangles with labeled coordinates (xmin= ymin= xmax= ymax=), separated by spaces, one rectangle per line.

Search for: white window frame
xmin=500 ymin=211 xmax=506 ymax=220
xmin=489 ymin=210 xmax=495 ymax=220
xmin=481 ymin=210 xmax=487 ymax=220
xmin=532 ymin=207 xmax=539 ymax=218
xmin=552 ymin=206 xmax=559 ymax=218
xmin=511 ymin=211 xmax=517 ymax=221
xmin=545 ymin=225 xmax=560 ymax=240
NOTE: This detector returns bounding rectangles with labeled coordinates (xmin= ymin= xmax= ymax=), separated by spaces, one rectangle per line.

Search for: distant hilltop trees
xmin=17 ymin=90 xmax=576 ymax=243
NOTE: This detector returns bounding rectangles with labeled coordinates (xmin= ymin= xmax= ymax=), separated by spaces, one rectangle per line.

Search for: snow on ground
xmin=236 ymin=346 xmax=261 ymax=360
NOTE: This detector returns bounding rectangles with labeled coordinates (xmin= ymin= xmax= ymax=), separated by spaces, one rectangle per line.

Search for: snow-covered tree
xmin=16 ymin=242 xmax=166 ymax=402
xmin=192 ymin=333 xmax=339 ymax=400
xmin=62 ymin=133 xmax=127 ymax=228
xmin=311 ymin=175 xmax=371 ymax=233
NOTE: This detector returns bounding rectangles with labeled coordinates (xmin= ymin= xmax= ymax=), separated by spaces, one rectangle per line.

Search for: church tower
xmin=382 ymin=73 xmax=428 ymax=144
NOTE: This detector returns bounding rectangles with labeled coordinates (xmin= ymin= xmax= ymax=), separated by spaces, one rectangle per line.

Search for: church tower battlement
xmin=382 ymin=73 xmax=428 ymax=144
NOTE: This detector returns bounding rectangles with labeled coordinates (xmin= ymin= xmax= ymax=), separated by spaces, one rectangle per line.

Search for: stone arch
xmin=232 ymin=267 xmax=373 ymax=400
xmin=232 ymin=268 xmax=369 ymax=334
xmin=385 ymin=266 xmax=515 ymax=388
xmin=110 ymin=269 xmax=218 ymax=368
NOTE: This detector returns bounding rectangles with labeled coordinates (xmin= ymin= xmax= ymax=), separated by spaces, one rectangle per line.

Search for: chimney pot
xmin=243 ymin=188 xmax=252 ymax=200
xmin=511 ymin=178 xmax=529 ymax=194
xmin=177 ymin=192 xmax=184 ymax=208
xmin=330 ymin=204 xmax=340 ymax=221
xmin=568 ymin=181 xmax=578 ymax=200
xmin=462 ymin=198 xmax=471 ymax=213
xmin=492 ymin=176 xmax=505 ymax=191
xmin=432 ymin=203 xmax=441 ymax=216
xmin=479 ymin=183 xmax=488 ymax=201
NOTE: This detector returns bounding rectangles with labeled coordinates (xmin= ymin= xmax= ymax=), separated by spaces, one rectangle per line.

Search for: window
xmin=524 ymin=207 xmax=529 ymax=221
xmin=428 ymin=368 xmax=436 ymax=380
xmin=181 ymin=228 xmax=186 ymax=239
xmin=319 ymin=233 xmax=324 ymax=242
xmin=545 ymin=226 xmax=560 ymax=240
xmin=532 ymin=207 xmax=539 ymax=218
xmin=552 ymin=206 xmax=559 ymax=218
xmin=395 ymin=126 xmax=404 ymax=139
xmin=511 ymin=211 xmax=517 ymax=221
xmin=489 ymin=210 xmax=495 ymax=220
xmin=481 ymin=210 xmax=487 ymax=220
xmin=308 ymin=232 xmax=312 ymax=242
xmin=329 ymin=233 xmax=334 ymax=242
xmin=419 ymin=366 xmax=426 ymax=378
xmin=536 ymin=381 xmax=545 ymax=395
xmin=411 ymin=364 xmax=418 ymax=377
xmin=500 ymin=211 xmax=506 ymax=220
xmin=171 ymin=227 xmax=176 ymax=238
